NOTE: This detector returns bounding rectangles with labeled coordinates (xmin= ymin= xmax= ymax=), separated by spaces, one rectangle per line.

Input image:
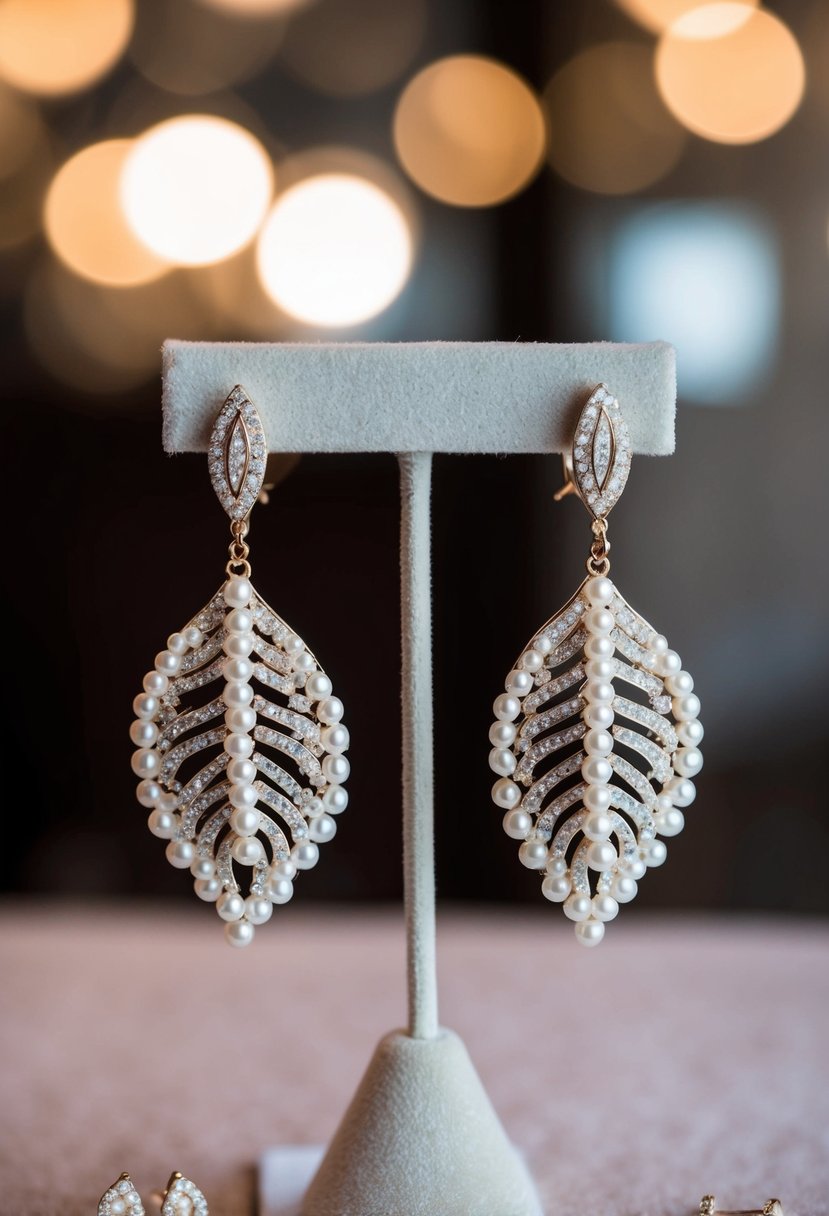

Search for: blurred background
xmin=2 ymin=0 xmax=827 ymax=917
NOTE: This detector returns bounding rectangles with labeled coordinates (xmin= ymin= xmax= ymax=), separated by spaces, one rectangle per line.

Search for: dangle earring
xmin=488 ymin=385 xmax=702 ymax=946
xmin=130 ymin=387 xmax=349 ymax=947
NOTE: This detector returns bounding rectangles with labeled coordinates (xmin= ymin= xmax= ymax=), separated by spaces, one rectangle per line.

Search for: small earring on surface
xmin=489 ymin=384 xmax=703 ymax=946
xmin=153 ymin=1173 xmax=208 ymax=1216
xmin=130 ymin=386 xmax=350 ymax=947
xmin=98 ymin=1174 xmax=144 ymax=1216
xmin=701 ymin=1198 xmax=784 ymax=1216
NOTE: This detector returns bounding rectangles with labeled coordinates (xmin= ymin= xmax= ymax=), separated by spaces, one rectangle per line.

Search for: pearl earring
xmin=153 ymin=1172 xmax=208 ymax=1216
xmin=98 ymin=1174 xmax=144 ymax=1216
xmin=489 ymin=384 xmax=702 ymax=946
xmin=130 ymin=386 xmax=349 ymax=947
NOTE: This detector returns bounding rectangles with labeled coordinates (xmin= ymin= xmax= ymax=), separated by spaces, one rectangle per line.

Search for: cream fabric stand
xmin=162 ymin=340 xmax=676 ymax=1216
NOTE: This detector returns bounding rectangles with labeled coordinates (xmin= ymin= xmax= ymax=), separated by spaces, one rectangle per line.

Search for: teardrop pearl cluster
xmin=490 ymin=573 xmax=702 ymax=947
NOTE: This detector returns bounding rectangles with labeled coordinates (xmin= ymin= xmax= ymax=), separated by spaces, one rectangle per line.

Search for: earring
xmin=98 ymin=1174 xmax=144 ymax=1216
xmin=154 ymin=1173 xmax=208 ymax=1216
xmin=489 ymin=385 xmax=702 ymax=946
xmin=130 ymin=387 xmax=349 ymax=947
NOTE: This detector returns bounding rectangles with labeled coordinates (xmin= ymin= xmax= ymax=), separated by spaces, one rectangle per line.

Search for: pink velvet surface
xmin=1 ymin=906 xmax=827 ymax=1216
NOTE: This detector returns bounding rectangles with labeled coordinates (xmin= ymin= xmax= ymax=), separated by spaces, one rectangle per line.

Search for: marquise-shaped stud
xmin=158 ymin=1173 xmax=208 ymax=1216
xmin=568 ymin=384 xmax=631 ymax=519
xmin=98 ymin=1174 xmax=144 ymax=1216
xmin=207 ymin=386 xmax=267 ymax=520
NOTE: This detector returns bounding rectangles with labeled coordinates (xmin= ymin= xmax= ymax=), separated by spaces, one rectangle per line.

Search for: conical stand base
xmin=300 ymin=1028 xmax=542 ymax=1216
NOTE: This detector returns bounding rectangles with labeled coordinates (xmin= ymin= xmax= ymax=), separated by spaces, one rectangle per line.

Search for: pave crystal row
xmin=489 ymin=385 xmax=702 ymax=946
xmin=98 ymin=1174 xmax=144 ymax=1216
xmin=130 ymin=388 xmax=348 ymax=947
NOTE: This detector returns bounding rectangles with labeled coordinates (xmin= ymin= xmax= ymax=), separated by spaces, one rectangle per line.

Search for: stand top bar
xmin=162 ymin=340 xmax=676 ymax=455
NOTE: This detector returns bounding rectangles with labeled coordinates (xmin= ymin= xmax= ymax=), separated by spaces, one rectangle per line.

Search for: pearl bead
xmin=217 ymin=891 xmax=245 ymax=921
xmin=584 ymin=728 xmax=612 ymax=757
xmin=227 ymin=757 xmax=256 ymax=785
xmin=306 ymin=672 xmax=333 ymax=701
xmin=136 ymin=778 xmax=161 ymax=808
xmin=489 ymin=748 xmax=516 ymax=777
xmin=583 ymin=783 xmax=612 ymax=812
xmin=574 ymin=918 xmax=605 ymax=947
xmin=283 ymin=632 xmax=305 ymax=656
xmin=223 ymin=656 xmax=253 ymax=684
xmin=542 ymin=872 xmax=571 ymax=902
xmin=166 ymin=631 xmax=187 ymax=656
xmin=133 ymin=693 xmax=159 ymax=720
xmin=654 ymin=807 xmax=685 ymax=837
xmin=650 ymin=633 xmax=668 ymax=654
xmin=492 ymin=778 xmax=521 ymax=809
xmin=585 ymin=607 xmax=614 ymax=635
xmin=677 ymin=718 xmax=704 ymax=747
xmin=323 ymin=753 xmax=350 ymax=784
xmin=245 ymin=895 xmax=272 ymax=925
xmin=592 ymin=893 xmax=619 ymax=922
xmin=225 ymin=733 xmax=254 ymax=759
xmin=623 ymin=856 xmax=647 ymax=880
xmin=493 ymin=694 xmax=520 ymax=722
xmin=292 ymin=840 xmax=319 ymax=870
xmin=584 ymin=703 xmax=614 ymax=730
xmin=584 ymin=810 xmax=612 ymax=840
xmin=545 ymin=855 xmax=567 ymax=875
xmin=231 ymin=806 xmax=261 ymax=836
xmin=183 ymin=626 xmax=203 ymax=648
xmin=143 ymin=670 xmax=168 ymax=696
xmin=157 ymin=790 xmax=178 ymax=813
xmin=505 ymin=669 xmax=533 ymax=696
xmin=489 ymin=720 xmax=516 ymax=747
xmin=166 ymin=840 xmax=194 ymax=869
xmin=641 ymin=650 xmax=660 ymax=671
xmin=129 ymin=719 xmax=158 ymax=747
xmin=225 ymin=705 xmax=256 ymax=733
xmin=318 ymin=697 xmax=344 ymax=725
xmin=310 ymin=813 xmax=337 ymax=843
xmin=585 ymin=575 xmax=614 ymax=607
xmin=585 ymin=658 xmax=615 ymax=681
xmin=267 ymin=875 xmax=294 ymax=903
xmin=322 ymin=785 xmax=349 ymax=815
xmin=611 ymin=874 xmax=638 ymax=903
xmin=131 ymin=748 xmax=160 ymax=778
xmin=659 ymin=649 xmax=682 ymax=677
xmin=521 ymin=649 xmax=543 ymax=672
xmin=229 ymin=782 xmax=258 ymax=810
xmin=223 ymin=631 xmax=254 ymax=658
xmin=518 ymin=838 xmax=548 ymax=869
xmin=587 ymin=840 xmax=617 ymax=871
xmin=584 ymin=679 xmax=614 ymax=705
xmin=673 ymin=693 xmax=701 ymax=721
xmin=193 ymin=874 xmax=221 ymax=902
xmin=294 ymin=651 xmax=315 ymax=673
xmin=223 ymin=682 xmax=253 ymax=708
xmin=225 ymin=608 xmax=252 ymax=634
xmin=155 ymin=650 xmax=181 ymax=677
xmin=272 ymin=858 xmax=297 ymax=880
xmin=224 ymin=577 xmax=252 ymax=609
xmin=666 ymin=670 xmax=694 ymax=696
xmin=226 ymin=920 xmax=255 ymax=948
xmin=305 ymin=797 xmax=324 ymax=818
xmin=582 ymin=755 xmax=612 ymax=785
xmin=642 ymin=838 xmax=667 ymax=867
xmin=563 ymin=893 xmax=592 ymax=921
xmin=502 ymin=809 xmax=532 ymax=839
xmin=231 ymin=836 xmax=264 ymax=865
xmin=666 ymin=776 xmax=696 ymax=807
xmin=148 ymin=809 xmax=176 ymax=838
xmin=533 ymin=635 xmax=552 ymax=654
xmin=584 ymin=634 xmax=614 ymax=660
xmin=190 ymin=856 xmax=215 ymax=880
xmin=321 ymin=724 xmax=349 ymax=754
xmin=674 ymin=747 xmax=703 ymax=778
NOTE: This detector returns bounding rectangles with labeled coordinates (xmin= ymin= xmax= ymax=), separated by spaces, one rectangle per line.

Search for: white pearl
xmin=677 ymin=718 xmax=704 ymax=747
xmin=545 ymin=855 xmax=567 ymax=875
xmin=155 ymin=650 xmax=181 ymax=677
xmin=584 ymin=634 xmax=614 ymax=660
xmin=225 ymin=608 xmax=252 ymax=634
xmin=493 ymin=693 xmax=520 ymax=721
xmin=650 ymin=633 xmax=668 ymax=653
xmin=518 ymin=838 xmax=548 ymax=869
xmin=130 ymin=719 xmax=158 ymax=746
xmin=225 ymin=732 xmax=254 ymax=759
xmin=305 ymin=797 xmax=324 ymax=818
xmin=156 ymin=790 xmax=178 ymax=813
xmin=665 ymin=776 xmax=696 ymax=807
xmin=148 ymin=809 xmax=176 ymax=838
xmin=641 ymin=649 xmax=660 ymax=671
xmin=166 ymin=631 xmax=187 ymax=656
xmin=229 ymin=782 xmax=258 ymax=810
xmin=611 ymin=874 xmax=638 ymax=903
xmin=574 ymin=918 xmax=605 ymax=947
xmin=223 ymin=656 xmax=253 ymax=684
xmin=183 ymin=626 xmax=203 ymax=648
xmin=227 ymin=757 xmax=256 ymax=785
xmin=583 ymin=679 xmax=614 ymax=705
xmin=321 ymin=724 xmax=349 ymax=754
xmin=231 ymin=836 xmax=264 ymax=865
xmin=133 ymin=693 xmax=159 ymax=720
xmin=322 ymin=785 xmax=348 ymax=815
xmin=533 ymin=635 xmax=552 ymax=654
xmin=502 ymin=809 xmax=532 ymax=839
xmin=521 ymin=649 xmax=543 ymax=672
xmin=143 ymin=670 xmax=168 ymax=696
xmin=217 ymin=891 xmax=245 ymax=921
xmin=272 ymin=858 xmax=297 ymax=880
xmin=542 ymin=872 xmax=571 ymax=902
xmin=318 ymin=696 xmax=344 ymax=725
xmin=492 ymin=778 xmax=521 ymax=809
xmin=654 ymin=807 xmax=685 ymax=837
xmin=230 ymin=806 xmax=261 ymax=836
xmin=582 ymin=755 xmax=612 ymax=785
xmin=225 ymin=705 xmax=256 ymax=733
xmin=505 ymin=669 xmax=533 ymax=696
xmin=224 ymin=682 xmax=254 ymax=708
xmin=224 ymin=577 xmax=252 ymax=609
xmin=245 ymin=895 xmax=272 ymax=925
xmin=666 ymin=670 xmax=694 ymax=696
xmin=489 ymin=720 xmax=516 ymax=747
xmin=587 ymin=839 xmax=617 ymax=871
xmin=267 ymin=875 xmax=294 ymax=903
xmin=310 ymin=813 xmax=337 ymax=843
xmin=583 ymin=783 xmax=612 ymax=812
xmin=136 ymin=778 xmax=161 ymax=808
xmin=584 ymin=703 xmax=614 ymax=730
xmin=673 ymin=693 xmax=701 ymax=721
xmin=623 ymin=856 xmax=647 ymax=880
xmin=223 ymin=631 xmax=254 ymax=658
xmin=323 ymin=753 xmax=350 ymax=784
xmin=306 ymin=672 xmax=333 ymax=701
xmin=111 ymin=1200 xmax=127 ymax=1215
xmin=166 ymin=840 xmax=194 ymax=869
xmin=584 ymin=728 xmax=612 ymax=756
xmin=283 ymin=632 xmax=305 ymax=656
xmin=131 ymin=748 xmax=160 ymax=778
xmin=292 ymin=840 xmax=319 ymax=870
xmin=585 ymin=658 xmax=615 ymax=681
xmin=659 ymin=649 xmax=682 ymax=677
xmin=294 ymin=650 xmax=315 ymax=673
xmin=563 ymin=893 xmax=592 ymax=921
xmin=584 ymin=810 xmax=612 ymax=841
xmin=674 ymin=747 xmax=703 ymax=778
xmin=489 ymin=748 xmax=516 ymax=777
xmin=585 ymin=575 xmax=614 ymax=607
xmin=585 ymin=607 xmax=614 ymax=635
xmin=642 ymin=838 xmax=667 ymax=867
xmin=592 ymin=893 xmax=619 ymax=922
xmin=225 ymin=920 xmax=255 ymax=948
xmin=193 ymin=875 xmax=220 ymax=903
xmin=190 ymin=856 xmax=215 ymax=880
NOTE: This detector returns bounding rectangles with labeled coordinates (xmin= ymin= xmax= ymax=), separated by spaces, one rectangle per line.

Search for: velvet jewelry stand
xmin=162 ymin=340 xmax=676 ymax=1216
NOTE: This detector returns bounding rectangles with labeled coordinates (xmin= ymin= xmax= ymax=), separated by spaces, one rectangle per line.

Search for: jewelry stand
xmin=162 ymin=340 xmax=676 ymax=1216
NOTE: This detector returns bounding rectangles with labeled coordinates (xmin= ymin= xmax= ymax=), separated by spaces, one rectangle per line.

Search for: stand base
xmin=297 ymin=1029 xmax=543 ymax=1216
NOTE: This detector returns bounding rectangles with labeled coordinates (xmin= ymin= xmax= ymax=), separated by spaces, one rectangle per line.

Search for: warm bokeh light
xmin=121 ymin=116 xmax=273 ymax=266
xmin=196 ymin=0 xmax=310 ymax=15
xmin=45 ymin=141 xmax=169 ymax=288
xmin=544 ymin=43 xmax=685 ymax=195
xmin=280 ymin=0 xmax=426 ymax=97
xmin=393 ymin=55 xmax=546 ymax=207
xmin=656 ymin=6 xmax=805 ymax=144
xmin=614 ymin=0 xmax=756 ymax=34
xmin=256 ymin=174 xmax=412 ymax=326
xmin=0 ymin=0 xmax=133 ymax=97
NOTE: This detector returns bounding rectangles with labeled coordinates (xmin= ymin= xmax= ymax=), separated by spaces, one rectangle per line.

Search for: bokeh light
xmin=394 ymin=55 xmax=546 ymax=207
xmin=196 ymin=0 xmax=310 ymax=15
xmin=45 ymin=141 xmax=169 ymax=288
xmin=615 ymin=0 xmax=756 ymax=34
xmin=0 ymin=0 xmax=133 ymax=97
xmin=544 ymin=43 xmax=686 ymax=195
xmin=121 ymin=116 xmax=274 ymax=266
xmin=656 ymin=6 xmax=805 ymax=144
xmin=256 ymin=174 xmax=412 ymax=326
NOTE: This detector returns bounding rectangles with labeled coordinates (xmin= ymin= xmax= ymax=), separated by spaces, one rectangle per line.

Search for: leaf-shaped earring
xmin=489 ymin=385 xmax=702 ymax=946
xmin=130 ymin=387 xmax=349 ymax=947
xmin=98 ymin=1174 xmax=144 ymax=1216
